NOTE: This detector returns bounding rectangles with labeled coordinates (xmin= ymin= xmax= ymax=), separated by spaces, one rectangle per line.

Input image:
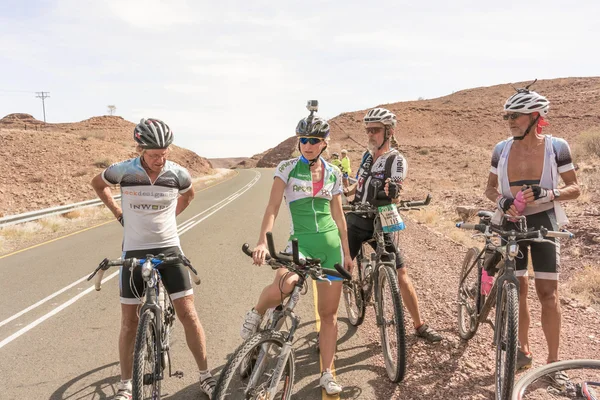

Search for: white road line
xmin=0 ymin=275 xmax=88 ymax=328
xmin=0 ymin=271 xmax=120 ymax=349
xmin=0 ymin=171 xmax=260 ymax=350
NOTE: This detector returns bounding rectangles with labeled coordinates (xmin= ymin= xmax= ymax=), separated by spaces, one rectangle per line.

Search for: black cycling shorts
xmin=503 ymin=209 xmax=560 ymax=280
xmin=346 ymin=213 xmax=405 ymax=269
xmin=119 ymin=246 xmax=193 ymax=305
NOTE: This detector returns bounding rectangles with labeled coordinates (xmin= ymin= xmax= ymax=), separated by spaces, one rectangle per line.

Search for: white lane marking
xmin=0 ymin=171 xmax=260 ymax=350
xmin=0 ymin=271 xmax=120 ymax=349
xmin=0 ymin=275 xmax=88 ymax=328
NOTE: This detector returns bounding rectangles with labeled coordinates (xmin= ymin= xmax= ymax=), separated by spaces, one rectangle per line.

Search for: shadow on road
xmin=49 ymin=361 xmax=119 ymax=400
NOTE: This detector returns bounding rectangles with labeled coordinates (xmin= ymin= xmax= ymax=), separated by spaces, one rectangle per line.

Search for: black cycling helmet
xmin=134 ymin=118 xmax=173 ymax=149
xmin=295 ymin=116 xmax=330 ymax=138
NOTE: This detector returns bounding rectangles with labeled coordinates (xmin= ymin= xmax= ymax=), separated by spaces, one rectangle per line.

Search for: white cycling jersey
xmin=102 ymin=157 xmax=192 ymax=251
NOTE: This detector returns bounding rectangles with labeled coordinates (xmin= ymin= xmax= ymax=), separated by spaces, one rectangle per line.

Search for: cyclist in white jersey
xmin=91 ymin=118 xmax=215 ymax=399
xmin=240 ymin=110 xmax=353 ymax=395
xmin=484 ymin=84 xmax=580 ymax=377
xmin=344 ymin=108 xmax=442 ymax=343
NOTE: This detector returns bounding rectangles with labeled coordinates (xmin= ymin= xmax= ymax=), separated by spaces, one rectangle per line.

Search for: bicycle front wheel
xmin=512 ymin=359 xmax=600 ymax=400
xmin=457 ymin=247 xmax=483 ymax=340
xmin=214 ymin=330 xmax=295 ymax=400
xmin=343 ymin=249 xmax=366 ymax=327
xmin=495 ymin=282 xmax=519 ymax=400
xmin=133 ymin=310 xmax=161 ymax=400
xmin=377 ymin=264 xmax=406 ymax=383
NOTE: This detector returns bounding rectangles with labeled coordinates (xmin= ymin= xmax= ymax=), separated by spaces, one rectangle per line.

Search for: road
xmin=0 ymin=169 xmax=391 ymax=400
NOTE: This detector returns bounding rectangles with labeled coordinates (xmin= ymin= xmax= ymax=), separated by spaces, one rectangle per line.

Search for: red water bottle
xmin=481 ymin=269 xmax=494 ymax=296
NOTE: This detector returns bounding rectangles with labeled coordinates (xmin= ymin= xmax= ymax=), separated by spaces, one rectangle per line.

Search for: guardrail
xmin=0 ymin=195 xmax=121 ymax=228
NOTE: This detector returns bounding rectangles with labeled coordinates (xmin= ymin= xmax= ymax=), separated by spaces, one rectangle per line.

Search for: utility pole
xmin=35 ymin=91 xmax=50 ymax=122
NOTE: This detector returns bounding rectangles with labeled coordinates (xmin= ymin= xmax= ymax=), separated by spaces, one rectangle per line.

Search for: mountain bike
xmin=88 ymin=253 xmax=201 ymax=400
xmin=512 ymin=359 xmax=600 ymax=399
xmin=457 ymin=214 xmax=573 ymax=400
xmin=213 ymin=232 xmax=351 ymax=400
xmin=341 ymin=194 xmax=431 ymax=383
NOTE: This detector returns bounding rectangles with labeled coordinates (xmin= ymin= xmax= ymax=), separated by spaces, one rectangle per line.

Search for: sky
xmin=1 ymin=0 xmax=599 ymax=158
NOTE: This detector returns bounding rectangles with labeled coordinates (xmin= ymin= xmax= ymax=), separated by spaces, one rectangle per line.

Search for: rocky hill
xmin=243 ymin=77 xmax=600 ymax=262
xmin=0 ymin=115 xmax=213 ymax=215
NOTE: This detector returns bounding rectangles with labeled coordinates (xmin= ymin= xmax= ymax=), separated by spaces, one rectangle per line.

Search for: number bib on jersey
xmin=378 ymin=204 xmax=405 ymax=233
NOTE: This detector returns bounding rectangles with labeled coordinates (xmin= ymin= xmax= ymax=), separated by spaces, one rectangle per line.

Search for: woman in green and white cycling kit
xmin=240 ymin=109 xmax=353 ymax=395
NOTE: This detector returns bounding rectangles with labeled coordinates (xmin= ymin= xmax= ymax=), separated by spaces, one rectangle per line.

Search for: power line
xmin=35 ymin=91 xmax=50 ymax=122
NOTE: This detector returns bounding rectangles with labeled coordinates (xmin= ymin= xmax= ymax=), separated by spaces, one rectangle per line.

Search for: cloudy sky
xmin=1 ymin=0 xmax=598 ymax=158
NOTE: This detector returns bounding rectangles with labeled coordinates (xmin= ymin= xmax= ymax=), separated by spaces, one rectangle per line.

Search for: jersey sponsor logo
xmin=278 ymin=160 xmax=295 ymax=172
xmin=123 ymin=189 xmax=177 ymax=199
xmin=293 ymin=184 xmax=312 ymax=193
xmin=130 ymin=203 xmax=169 ymax=210
xmin=357 ymin=176 xmax=365 ymax=193
xmin=373 ymin=173 xmax=384 ymax=179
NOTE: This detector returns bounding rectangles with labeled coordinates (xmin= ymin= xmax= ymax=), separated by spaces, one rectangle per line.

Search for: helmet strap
xmin=377 ymin=126 xmax=391 ymax=150
xmin=513 ymin=114 xmax=539 ymax=141
xmin=298 ymin=142 xmax=327 ymax=167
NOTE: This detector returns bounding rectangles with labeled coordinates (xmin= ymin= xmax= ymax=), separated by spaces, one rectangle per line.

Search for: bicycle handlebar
xmin=343 ymin=194 xmax=432 ymax=213
xmin=241 ymin=232 xmax=351 ymax=281
xmin=456 ymin=222 xmax=574 ymax=240
xmin=88 ymin=253 xmax=201 ymax=291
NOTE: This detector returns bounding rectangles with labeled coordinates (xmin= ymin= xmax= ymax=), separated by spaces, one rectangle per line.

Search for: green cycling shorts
xmin=286 ymin=230 xmax=344 ymax=281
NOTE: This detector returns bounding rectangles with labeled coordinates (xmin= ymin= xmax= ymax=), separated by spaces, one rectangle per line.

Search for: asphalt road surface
xmin=0 ymin=169 xmax=394 ymax=400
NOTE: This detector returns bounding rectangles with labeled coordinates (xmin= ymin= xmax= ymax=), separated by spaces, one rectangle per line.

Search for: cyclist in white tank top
xmin=484 ymin=85 xmax=580 ymax=373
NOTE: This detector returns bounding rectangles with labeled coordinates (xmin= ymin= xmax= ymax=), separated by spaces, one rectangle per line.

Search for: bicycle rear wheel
xmin=377 ymin=264 xmax=406 ymax=383
xmin=512 ymin=359 xmax=600 ymax=400
xmin=343 ymin=248 xmax=366 ymax=326
xmin=214 ymin=330 xmax=295 ymax=400
xmin=457 ymin=247 xmax=484 ymax=340
xmin=133 ymin=310 xmax=161 ymax=400
xmin=495 ymin=282 xmax=518 ymax=400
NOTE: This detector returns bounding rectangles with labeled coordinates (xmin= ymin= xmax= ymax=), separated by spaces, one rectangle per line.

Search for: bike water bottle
xmin=481 ymin=269 xmax=494 ymax=296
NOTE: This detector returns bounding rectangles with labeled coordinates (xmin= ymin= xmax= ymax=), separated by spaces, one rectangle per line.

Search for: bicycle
xmin=88 ymin=253 xmax=201 ymax=400
xmin=456 ymin=214 xmax=574 ymax=400
xmin=213 ymin=232 xmax=351 ymax=400
xmin=512 ymin=359 xmax=600 ymax=399
xmin=341 ymin=193 xmax=432 ymax=383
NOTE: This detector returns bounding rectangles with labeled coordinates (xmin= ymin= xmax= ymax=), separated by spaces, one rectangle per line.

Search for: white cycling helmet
xmin=134 ymin=118 xmax=173 ymax=149
xmin=364 ymin=107 xmax=397 ymax=127
xmin=504 ymin=89 xmax=550 ymax=118
xmin=296 ymin=116 xmax=330 ymax=138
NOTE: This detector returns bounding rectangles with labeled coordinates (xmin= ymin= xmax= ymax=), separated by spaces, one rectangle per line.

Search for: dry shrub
xmin=80 ymin=131 xmax=106 ymax=141
xmin=0 ymin=222 xmax=41 ymax=239
xmin=63 ymin=210 xmax=83 ymax=219
xmin=412 ymin=208 xmax=439 ymax=225
xmin=94 ymin=158 xmax=112 ymax=168
xmin=38 ymin=216 xmax=64 ymax=232
xmin=567 ymin=265 xmax=600 ymax=305
xmin=72 ymin=170 xmax=88 ymax=178
xmin=29 ymin=176 xmax=43 ymax=183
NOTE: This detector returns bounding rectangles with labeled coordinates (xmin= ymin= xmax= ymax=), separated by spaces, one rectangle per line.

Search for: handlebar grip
xmin=456 ymin=223 xmax=487 ymax=233
xmin=545 ymin=230 xmax=575 ymax=239
xmin=242 ymin=243 xmax=272 ymax=261
xmin=94 ymin=269 xmax=105 ymax=291
xmin=525 ymin=231 xmax=541 ymax=239
xmin=333 ymin=263 xmax=352 ymax=280
xmin=242 ymin=243 xmax=253 ymax=257
xmin=266 ymin=232 xmax=277 ymax=260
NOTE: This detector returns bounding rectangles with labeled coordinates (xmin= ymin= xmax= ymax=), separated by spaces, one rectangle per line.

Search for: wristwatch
xmin=552 ymin=189 xmax=561 ymax=198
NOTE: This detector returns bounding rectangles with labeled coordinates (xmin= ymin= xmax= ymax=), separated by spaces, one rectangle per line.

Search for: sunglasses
xmin=503 ymin=112 xmax=524 ymax=121
xmin=299 ymin=137 xmax=323 ymax=145
xmin=366 ymin=127 xmax=383 ymax=134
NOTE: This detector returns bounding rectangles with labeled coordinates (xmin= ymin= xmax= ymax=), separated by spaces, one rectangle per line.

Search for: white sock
xmin=120 ymin=379 xmax=132 ymax=390
xmin=199 ymin=370 xmax=212 ymax=381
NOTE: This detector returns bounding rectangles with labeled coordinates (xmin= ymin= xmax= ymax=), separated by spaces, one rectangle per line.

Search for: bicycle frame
xmin=245 ymin=282 xmax=303 ymax=397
